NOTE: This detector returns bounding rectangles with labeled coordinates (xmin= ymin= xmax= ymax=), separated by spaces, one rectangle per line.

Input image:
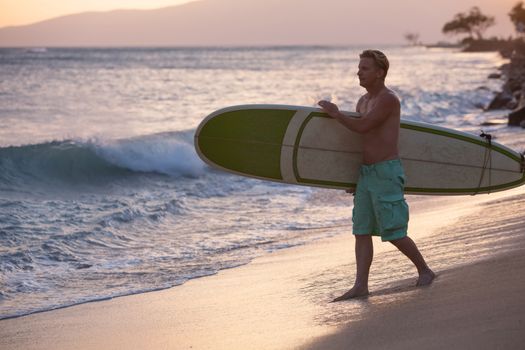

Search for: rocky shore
xmin=486 ymin=40 xmax=525 ymax=128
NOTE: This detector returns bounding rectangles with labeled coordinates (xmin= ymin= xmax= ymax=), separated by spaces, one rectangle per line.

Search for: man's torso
xmin=356 ymin=88 xmax=400 ymax=165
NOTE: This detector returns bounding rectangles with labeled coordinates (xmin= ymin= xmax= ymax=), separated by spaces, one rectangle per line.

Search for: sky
xmin=0 ymin=0 xmax=196 ymax=27
xmin=0 ymin=0 xmax=519 ymax=42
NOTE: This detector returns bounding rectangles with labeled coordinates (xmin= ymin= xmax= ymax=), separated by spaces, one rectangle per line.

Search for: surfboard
xmin=194 ymin=105 xmax=525 ymax=195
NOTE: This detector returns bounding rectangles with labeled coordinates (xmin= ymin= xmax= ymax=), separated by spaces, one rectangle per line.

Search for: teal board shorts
xmin=352 ymin=159 xmax=409 ymax=242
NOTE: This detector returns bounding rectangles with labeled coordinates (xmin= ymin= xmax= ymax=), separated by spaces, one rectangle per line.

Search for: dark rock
xmin=484 ymin=42 xmax=525 ymax=125
xmin=487 ymin=91 xmax=513 ymax=110
xmin=508 ymin=106 xmax=525 ymax=126
xmin=500 ymin=47 xmax=514 ymax=59
xmin=499 ymin=63 xmax=510 ymax=72
xmin=517 ymin=86 xmax=525 ymax=110
xmin=506 ymin=78 xmax=522 ymax=93
xmin=462 ymin=38 xmax=514 ymax=53
xmin=507 ymin=99 xmax=519 ymax=110
xmin=474 ymin=102 xmax=485 ymax=109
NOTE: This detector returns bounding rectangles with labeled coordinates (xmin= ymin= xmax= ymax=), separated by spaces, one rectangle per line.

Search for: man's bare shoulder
xmin=379 ymin=87 xmax=400 ymax=103
xmin=375 ymin=88 xmax=400 ymax=112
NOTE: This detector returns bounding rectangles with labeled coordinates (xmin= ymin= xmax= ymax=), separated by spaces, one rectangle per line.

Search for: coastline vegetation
xmin=408 ymin=2 xmax=525 ymax=57
xmin=426 ymin=2 xmax=525 ymax=126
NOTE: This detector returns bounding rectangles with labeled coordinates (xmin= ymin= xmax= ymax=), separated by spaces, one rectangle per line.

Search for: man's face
xmin=357 ymin=57 xmax=383 ymax=88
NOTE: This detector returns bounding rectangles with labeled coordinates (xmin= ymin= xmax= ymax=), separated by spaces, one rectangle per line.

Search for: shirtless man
xmin=318 ymin=50 xmax=435 ymax=301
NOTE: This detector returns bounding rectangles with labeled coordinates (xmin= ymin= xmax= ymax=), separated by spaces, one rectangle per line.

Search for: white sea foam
xmin=93 ymin=135 xmax=205 ymax=178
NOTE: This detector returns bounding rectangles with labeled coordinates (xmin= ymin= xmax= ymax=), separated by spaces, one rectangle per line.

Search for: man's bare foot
xmin=331 ymin=286 xmax=369 ymax=302
xmin=416 ymin=269 xmax=436 ymax=286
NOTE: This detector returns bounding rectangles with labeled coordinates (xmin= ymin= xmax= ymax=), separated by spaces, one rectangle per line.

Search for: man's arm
xmin=318 ymin=95 xmax=399 ymax=134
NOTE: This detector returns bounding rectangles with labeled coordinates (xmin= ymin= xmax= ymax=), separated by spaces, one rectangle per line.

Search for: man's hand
xmin=318 ymin=100 xmax=340 ymax=117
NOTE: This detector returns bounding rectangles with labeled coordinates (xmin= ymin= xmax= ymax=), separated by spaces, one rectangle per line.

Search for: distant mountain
xmin=0 ymin=0 xmax=452 ymax=47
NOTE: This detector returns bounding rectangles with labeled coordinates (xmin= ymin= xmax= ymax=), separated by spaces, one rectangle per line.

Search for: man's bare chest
xmin=359 ymin=96 xmax=379 ymax=114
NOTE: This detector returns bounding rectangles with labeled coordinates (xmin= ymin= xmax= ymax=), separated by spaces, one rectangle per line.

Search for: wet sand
xmin=1 ymin=187 xmax=524 ymax=350
xmin=303 ymin=249 xmax=525 ymax=350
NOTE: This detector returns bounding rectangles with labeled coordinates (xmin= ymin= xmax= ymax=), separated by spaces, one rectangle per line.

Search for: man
xmin=318 ymin=49 xmax=435 ymax=302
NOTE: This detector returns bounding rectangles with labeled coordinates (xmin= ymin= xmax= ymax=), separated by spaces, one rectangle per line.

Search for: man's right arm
xmin=318 ymin=96 xmax=398 ymax=134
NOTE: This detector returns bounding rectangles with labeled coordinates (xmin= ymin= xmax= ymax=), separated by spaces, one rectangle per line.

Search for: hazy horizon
xmin=0 ymin=0 xmax=518 ymax=46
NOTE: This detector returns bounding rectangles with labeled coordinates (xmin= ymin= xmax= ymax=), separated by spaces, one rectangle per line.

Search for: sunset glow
xmin=0 ymin=0 xmax=520 ymax=44
xmin=0 ymin=0 xmax=196 ymax=27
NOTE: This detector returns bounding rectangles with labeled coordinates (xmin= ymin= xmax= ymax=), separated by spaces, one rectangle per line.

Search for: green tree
xmin=442 ymin=7 xmax=495 ymax=40
xmin=509 ymin=2 xmax=525 ymax=34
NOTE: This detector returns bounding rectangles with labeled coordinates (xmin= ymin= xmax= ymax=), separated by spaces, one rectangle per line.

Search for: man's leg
xmin=390 ymin=236 xmax=435 ymax=286
xmin=333 ymin=234 xmax=373 ymax=302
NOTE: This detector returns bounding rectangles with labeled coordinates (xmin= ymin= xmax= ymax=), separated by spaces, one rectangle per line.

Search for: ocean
xmin=0 ymin=46 xmax=522 ymax=320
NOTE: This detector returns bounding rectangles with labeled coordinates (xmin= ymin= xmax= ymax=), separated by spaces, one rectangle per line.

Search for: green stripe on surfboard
xmin=291 ymin=113 xmax=525 ymax=193
xmin=400 ymin=123 xmax=521 ymax=163
xmin=198 ymin=109 xmax=295 ymax=180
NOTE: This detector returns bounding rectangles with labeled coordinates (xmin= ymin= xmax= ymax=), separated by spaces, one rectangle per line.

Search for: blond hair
xmin=359 ymin=50 xmax=389 ymax=79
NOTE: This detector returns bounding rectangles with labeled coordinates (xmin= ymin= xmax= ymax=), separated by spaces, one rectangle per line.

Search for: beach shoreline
xmin=1 ymin=187 xmax=525 ymax=350
xmin=303 ymin=247 xmax=525 ymax=350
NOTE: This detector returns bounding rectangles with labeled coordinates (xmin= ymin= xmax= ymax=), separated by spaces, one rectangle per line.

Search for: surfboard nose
xmin=195 ymin=107 xmax=295 ymax=180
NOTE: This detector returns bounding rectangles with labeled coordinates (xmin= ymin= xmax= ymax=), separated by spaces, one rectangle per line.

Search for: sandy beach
xmin=304 ymin=250 xmax=525 ymax=350
xmin=1 ymin=186 xmax=525 ymax=350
